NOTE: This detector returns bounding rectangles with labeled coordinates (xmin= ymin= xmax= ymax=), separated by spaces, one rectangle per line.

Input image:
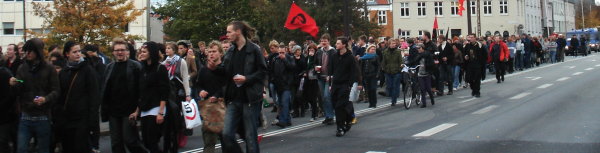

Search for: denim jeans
xmin=453 ymin=65 xmax=461 ymax=88
xmin=384 ymin=73 xmax=402 ymax=104
xmin=17 ymin=116 xmax=51 ymax=153
xmin=276 ymin=90 xmax=292 ymax=124
xmin=318 ymin=79 xmax=334 ymax=119
xmin=418 ymin=75 xmax=434 ymax=106
xmin=549 ymin=51 xmax=557 ymax=63
xmin=515 ymin=51 xmax=523 ymax=70
xmin=269 ymin=83 xmax=278 ymax=107
xmin=222 ymin=102 xmax=260 ymax=153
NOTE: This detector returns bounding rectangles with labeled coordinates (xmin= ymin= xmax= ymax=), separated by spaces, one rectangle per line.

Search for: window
xmin=378 ymin=11 xmax=387 ymax=25
xmin=418 ymin=30 xmax=425 ymax=38
xmin=434 ymin=2 xmax=443 ymax=16
xmin=417 ymin=2 xmax=426 ymax=17
xmin=400 ymin=31 xmax=411 ymax=40
xmin=499 ymin=0 xmax=508 ymax=15
xmin=483 ymin=0 xmax=492 ymax=15
xmin=400 ymin=2 xmax=410 ymax=17
xmin=470 ymin=1 xmax=477 ymax=15
xmin=15 ymin=29 xmax=24 ymax=35
xmin=3 ymin=22 xmax=14 ymax=35
xmin=450 ymin=1 xmax=459 ymax=16
xmin=438 ymin=29 xmax=445 ymax=36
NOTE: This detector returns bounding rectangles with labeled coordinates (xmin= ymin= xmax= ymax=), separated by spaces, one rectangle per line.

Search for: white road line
xmin=510 ymin=92 xmax=531 ymax=100
xmin=573 ymin=72 xmax=584 ymax=75
xmin=459 ymin=98 xmax=477 ymax=103
xmin=585 ymin=68 xmax=594 ymax=71
xmin=472 ymin=105 xmax=499 ymax=115
xmin=537 ymin=84 xmax=553 ymax=89
xmin=556 ymin=77 xmax=570 ymax=81
xmin=457 ymin=96 xmax=471 ymax=99
xmin=596 ymin=64 xmax=600 ymax=67
xmin=569 ymin=66 xmax=576 ymax=69
xmin=413 ymin=123 xmax=458 ymax=137
xmin=531 ymin=77 xmax=542 ymax=80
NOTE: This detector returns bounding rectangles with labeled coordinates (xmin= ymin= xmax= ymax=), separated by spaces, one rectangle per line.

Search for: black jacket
xmin=269 ymin=54 xmax=296 ymax=92
xmin=360 ymin=55 xmax=379 ymax=78
xmin=215 ymin=41 xmax=267 ymax=104
xmin=55 ymin=61 xmax=100 ymax=128
xmin=12 ymin=60 xmax=60 ymax=117
xmin=138 ymin=63 xmax=170 ymax=111
xmin=101 ymin=59 xmax=142 ymax=120
xmin=330 ymin=50 xmax=360 ymax=85
xmin=439 ymin=41 xmax=455 ymax=65
xmin=0 ymin=67 xmax=17 ymax=123
xmin=4 ymin=58 xmax=22 ymax=75
xmin=570 ymin=38 xmax=579 ymax=49
xmin=464 ymin=42 xmax=488 ymax=69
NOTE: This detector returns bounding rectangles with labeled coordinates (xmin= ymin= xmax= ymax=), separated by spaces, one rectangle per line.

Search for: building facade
xmin=0 ymin=0 xmax=162 ymax=49
xmin=392 ymin=0 xmax=576 ymax=39
xmin=366 ymin=0 xmax=394 ymax=38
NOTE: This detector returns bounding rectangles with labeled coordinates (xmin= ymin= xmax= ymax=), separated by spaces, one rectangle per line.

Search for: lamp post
xmin=467 ymin=0 xmax=472 ymax=34
xmin=23 ymin=0 xmax=27 ymax=42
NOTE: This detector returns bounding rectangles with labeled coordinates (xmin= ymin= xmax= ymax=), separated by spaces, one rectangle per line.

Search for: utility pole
xmin=477 ymin=0 xmax=481 ymax=37
xmin=364 ymin=0 xmax=369 ymax=36
xmin=581 ymin=0 xmax=584 ymax=29
xmin=467 ymin=0 xmax=472 ymax=34
xmin=22 ymin=0 xmax=27 ymax=42
xmin=147 ymin=0 xmax=151 ymax=42
xmin=343 ymin=0 xmax=350 ymax=37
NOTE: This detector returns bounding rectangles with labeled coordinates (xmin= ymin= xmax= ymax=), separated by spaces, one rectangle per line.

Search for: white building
xmin=0 ymin=0 xmax=162 ymax=50
xmin=391 ymin=0 xmax=576 ymax=39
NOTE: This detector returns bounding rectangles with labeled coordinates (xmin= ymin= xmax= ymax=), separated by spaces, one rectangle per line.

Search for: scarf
xmin=163 ymin=55 xmax=181 ymax=79
xmin=360 ymin=53 xmax=377 ymax=60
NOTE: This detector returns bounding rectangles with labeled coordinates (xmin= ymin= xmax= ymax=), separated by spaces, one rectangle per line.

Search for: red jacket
xmin=488 ymin=41 xmax=510 ymax=63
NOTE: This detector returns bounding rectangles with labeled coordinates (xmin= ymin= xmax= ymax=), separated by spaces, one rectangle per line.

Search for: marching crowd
xmin=0 ymin=20 xmax=592 ymax=153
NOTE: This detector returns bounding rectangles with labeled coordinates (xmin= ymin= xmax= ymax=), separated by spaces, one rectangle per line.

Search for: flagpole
xmin=467 ymin=0 xmax=472 ymax=34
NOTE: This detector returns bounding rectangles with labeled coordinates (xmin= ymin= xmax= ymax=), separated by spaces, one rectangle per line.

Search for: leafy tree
xmin=155 ymin=0 xmax=380 ymax=48
xmin=32 ymin=0 xmax=144 ymax=52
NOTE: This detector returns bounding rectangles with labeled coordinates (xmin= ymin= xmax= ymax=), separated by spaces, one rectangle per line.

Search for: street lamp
xmin=23 ymin=0 xmax=27 ymax=42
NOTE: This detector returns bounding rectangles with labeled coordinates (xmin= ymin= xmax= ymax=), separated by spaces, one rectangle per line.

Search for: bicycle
xmin=403 ymin=65 xmax=422 ymax=109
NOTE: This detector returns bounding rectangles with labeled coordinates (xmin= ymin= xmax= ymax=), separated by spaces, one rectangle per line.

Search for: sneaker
xmin=271 ymin=119 xmax=279 ymax=125
xmin=309 ymin=118 xmax=317 ymax=122
xmin=275 ymin=122 xmax=288 ymax=129
xmin=92 ymin=149 xmax=101 ymax=153
xmin=351 ymin=117 xmax=358 ymax=125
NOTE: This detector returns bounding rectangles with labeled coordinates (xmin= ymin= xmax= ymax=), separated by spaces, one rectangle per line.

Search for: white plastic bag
xmin=349 ymin=82 xmax=360 ymax=102
xmin=182 ymin=99 xmax=202 ymax=129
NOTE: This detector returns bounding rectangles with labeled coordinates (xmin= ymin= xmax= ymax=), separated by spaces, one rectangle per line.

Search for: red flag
xmin=458 ymin=0 xmax=465 ymax=16
xmin=433 ymin=16 xmax=439 ymax=29
xmin=284 ymin=2 xmax=319 ymax=38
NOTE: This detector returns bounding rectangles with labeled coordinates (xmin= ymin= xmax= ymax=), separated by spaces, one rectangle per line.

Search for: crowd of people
xmin=0 ymin=19 xmax=592 ymax=153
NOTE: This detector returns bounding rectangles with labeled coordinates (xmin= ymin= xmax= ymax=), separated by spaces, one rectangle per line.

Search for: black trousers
xmin=141 ymin=115 xmax=162 ymax=153
xmin=493 ymin=61 xmax=506 ymax=81
xmin=467 ymin=67 xmax=482 ymax=96
xmin=0 ymin=121 xmax=17 ymax=153
xmin=303 ymin=79 xmax=320 ymax=118
xmin=331 ymin=84 xmax=353 ymax=131
xmin=364 ymin=76 xmax=378 ymax=107
xmin=108 ymin=116 xmax=148 ymax=153
xmin=58 ymin=125 xmax=91 ymax=153
xmin=438 ymin=64 xmax=453 ymax=93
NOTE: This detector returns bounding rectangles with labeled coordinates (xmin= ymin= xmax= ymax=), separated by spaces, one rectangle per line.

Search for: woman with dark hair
xmin=55 ymin=41 xmax=101 ymax=153
xmin=302 ymin=43 xmax=320 ymax=121
xmin=137 ymin=41 xmax=170 ymax=153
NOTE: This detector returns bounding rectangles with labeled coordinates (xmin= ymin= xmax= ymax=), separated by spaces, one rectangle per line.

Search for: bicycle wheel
xmin=403 ymin=82 xmax=413 ymax=109
xmin=414 ymin=91 xmax=422 ymax=106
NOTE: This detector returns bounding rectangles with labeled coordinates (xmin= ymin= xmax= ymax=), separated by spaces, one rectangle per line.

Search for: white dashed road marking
xmin=585 ymin=68 xmax=594 ymax=71
xmin=413 ymin=123 xmax=458 ymax=137
xmin=537 ymin=84 xmax=553 ymax=89
xmin=510 ymin=92 xmax=531 ymax=100
xmin=557 ymin=77 xmax=570 ymax=81
xmin=459 ymin=98 xmax=477 ymax=103
xmin=472 ymin=105 xmax=499 ymax=115
xmin=573 ymin=72 xmax=584 ymax=75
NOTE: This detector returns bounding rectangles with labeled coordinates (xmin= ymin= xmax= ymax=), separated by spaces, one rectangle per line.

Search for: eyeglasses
xmin=113 ymin=49 xmax=128 ymax=52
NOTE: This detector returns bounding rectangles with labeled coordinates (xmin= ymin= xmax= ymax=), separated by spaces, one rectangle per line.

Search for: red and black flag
xmin=284 ymin=2 xmax=319 ymax=38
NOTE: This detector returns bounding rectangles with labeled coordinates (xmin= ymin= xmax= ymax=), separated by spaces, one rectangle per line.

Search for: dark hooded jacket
xmin=55 ymin=60 xmax=100 ymax=128
xmin=12 ymin=38 xmax=60 ymax=117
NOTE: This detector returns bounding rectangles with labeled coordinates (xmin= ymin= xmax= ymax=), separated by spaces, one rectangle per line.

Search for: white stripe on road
xmin=510 ymin=92 xmax=531 ymax=100
xmin=537 ymin=84 xmax=553 ymax=89
xmin=413 ymin=123 xmax=458 ymax=137
xmin=585 ymin=68 xmax=594 ymax=71
xmin=596 ymin=64 xmax=600 ymax=67
xmin=556 ymin=77 xmax=570 ymax=81
xmin=569 ymin=66 xmax=576 ymax=69
xmin=459 ymin=98 xmax=477 ymax=103
xmin=471 ymin=105 xmax=499 ymax=115
xmin=532 ymin=77 xmax=542 ymax=80
xmin=573 ymin=72 xmax=584 ymax=75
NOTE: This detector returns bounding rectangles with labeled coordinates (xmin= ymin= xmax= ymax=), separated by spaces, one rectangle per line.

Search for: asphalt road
xmin=98 ymin=53 xmax=600 ymax=153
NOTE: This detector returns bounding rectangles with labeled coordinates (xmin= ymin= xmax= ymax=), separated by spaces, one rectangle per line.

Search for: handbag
xmin=199 ymin=98 xmax=226 ymax=133
xmin=181 ymin=99 xmax=202 ymax=129
xmin=349 ymin=82 xmax=360 ymax=102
